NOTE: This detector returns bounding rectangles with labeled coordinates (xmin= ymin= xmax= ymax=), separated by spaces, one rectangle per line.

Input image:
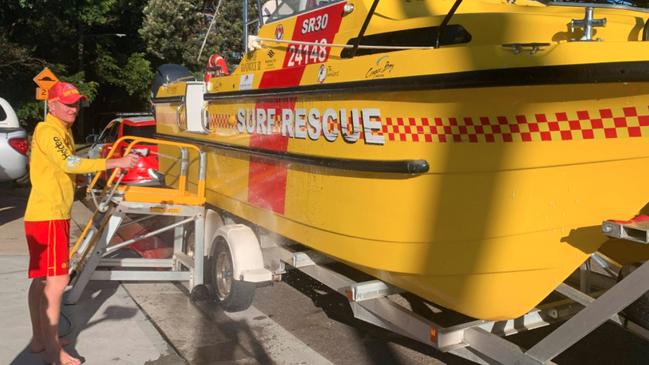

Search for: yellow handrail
xmin=87 ymin=136 xmax=205 ymax=200
xmin=73 ymin=136 xmax=206 ymax=260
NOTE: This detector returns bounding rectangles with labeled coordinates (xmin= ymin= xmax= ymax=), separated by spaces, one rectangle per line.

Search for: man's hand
xmin=106 ymin=154 xmax=140 ymax=169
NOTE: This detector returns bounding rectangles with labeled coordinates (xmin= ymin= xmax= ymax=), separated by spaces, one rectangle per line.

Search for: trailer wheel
xmin=211 ymin=240 xmax=255 ymax=312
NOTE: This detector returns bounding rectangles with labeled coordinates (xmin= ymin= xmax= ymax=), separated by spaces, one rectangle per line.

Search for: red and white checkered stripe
xmin=382 ymin=107 xmax=649 ymax=143
xmin=208 ymin=113 xmax=231 ymax=129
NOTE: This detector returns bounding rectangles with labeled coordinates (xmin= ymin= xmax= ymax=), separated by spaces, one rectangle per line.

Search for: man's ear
xmin=47 ymin=99 xmax=55 ymax=111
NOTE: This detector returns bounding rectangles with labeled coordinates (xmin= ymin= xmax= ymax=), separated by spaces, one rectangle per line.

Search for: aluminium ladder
xmin=65 ymin=136 xmax=208 ymax=304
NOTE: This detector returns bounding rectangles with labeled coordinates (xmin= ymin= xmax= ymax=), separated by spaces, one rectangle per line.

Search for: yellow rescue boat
xmin=151 ymin=0 xmax=649 ymax=320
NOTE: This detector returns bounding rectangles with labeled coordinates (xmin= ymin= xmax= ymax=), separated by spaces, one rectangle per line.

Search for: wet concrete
xmin=121 ymin=274 xmax=454 ymax=365
xmin=122 ymin=263 xmax=649 ymax=365
xmin=123 ymin=281 xmax=332 ymax=364
xmin=252 ymin=271 xmax=463 ymax=365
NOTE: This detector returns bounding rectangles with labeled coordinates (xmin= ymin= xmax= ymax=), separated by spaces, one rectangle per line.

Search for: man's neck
xmin=48 ymin=113 xmax=72 ymax=130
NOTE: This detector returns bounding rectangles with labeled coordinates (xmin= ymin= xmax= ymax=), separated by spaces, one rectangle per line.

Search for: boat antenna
xmin=197 ymin=0 xmax=224 ymax=63
xmin=350 ymin=0 xmax=381 ymax=58
xmin=435 ymin=0 xmax=464 ymax=48
xmin=256 ymin=0 xmax=263 ymax=29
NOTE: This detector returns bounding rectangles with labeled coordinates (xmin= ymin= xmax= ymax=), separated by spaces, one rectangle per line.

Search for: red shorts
xmin=25 ymin=220 xmax=70 ymax=278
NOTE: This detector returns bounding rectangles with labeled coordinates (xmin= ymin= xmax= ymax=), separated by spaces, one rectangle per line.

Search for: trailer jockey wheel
xmin=210 ymin=240 xmax=255 ymax=312
xmin=619 ymin=263 xmax=649 ymax=330
xmin=190 ymin=284 xmax=210 ymax=302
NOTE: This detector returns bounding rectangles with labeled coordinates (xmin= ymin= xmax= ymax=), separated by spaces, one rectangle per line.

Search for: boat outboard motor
xmin=150 ymin=64 xmax=194 ymax=99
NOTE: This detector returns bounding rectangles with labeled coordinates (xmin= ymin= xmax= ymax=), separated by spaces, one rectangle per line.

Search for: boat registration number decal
xmin=287 ymin=39 xmax=329 ymax=67
xmin=301 ymin=13 xmax=329 ymax=34
xmin=260 ymin=2 xmax=345 ymax=89
xmin=280 ymin=3 xmax=344 ymax=69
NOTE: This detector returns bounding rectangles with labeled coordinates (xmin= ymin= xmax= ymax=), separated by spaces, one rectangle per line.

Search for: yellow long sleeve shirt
xmin=24 ymin=114 xmax=107 ymax=221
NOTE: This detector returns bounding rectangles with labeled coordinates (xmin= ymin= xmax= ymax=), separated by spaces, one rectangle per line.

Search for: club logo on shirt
xmin=53 ymin=136 xmax=70 ymax=160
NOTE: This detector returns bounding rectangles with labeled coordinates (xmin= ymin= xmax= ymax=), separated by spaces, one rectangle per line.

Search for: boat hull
xmin=155 ymin=80 xmax=649 ymax=320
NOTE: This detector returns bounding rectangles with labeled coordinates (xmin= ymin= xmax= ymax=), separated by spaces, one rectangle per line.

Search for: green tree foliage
xmin=96 ymin=49 xmax=153 ymax=100
xmin=140 ymin=0 xmax=256 ymax=72
xmin=1 ymin=0 xmax=253 ymax=131
xmin=196 ymin=0 xmax=255 ymax=70
xmin=140 ymin=0 xmax=204 ymax=69
xmin=0 ymin=0 xmax=151 ymax=130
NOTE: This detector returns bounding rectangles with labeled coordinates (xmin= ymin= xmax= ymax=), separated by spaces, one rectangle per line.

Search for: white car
xmin=0 ymin=98 xmax=28 ymax=182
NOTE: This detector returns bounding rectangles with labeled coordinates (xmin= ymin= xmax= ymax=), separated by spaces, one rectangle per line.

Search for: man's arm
xmin=36 ymin=126 xmax=138 ymax=173
xmin=107 ymin=155 xmax=139 ymax=169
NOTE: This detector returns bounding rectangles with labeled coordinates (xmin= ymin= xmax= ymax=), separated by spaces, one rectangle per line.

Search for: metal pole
xmin=256 ymin=0 xmax=263 ymax=27
xmin=77 ymin=24 xmax=85 ymax=137
xmin=243 ymin=0 xmax=249 ymax=53
xmin=104 ymin=216 xmax=196 ymax=255
xmin=197 ymin=0 xmax=223 ymax=62
xmin=435 ymin=0 xmax=464 ymax=48
xmin=350 ymin=0 xmax=380 ymax=58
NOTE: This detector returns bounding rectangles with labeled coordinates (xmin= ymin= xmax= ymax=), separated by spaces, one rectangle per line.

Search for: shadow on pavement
xmin=10 ymin=281 xmax=135 ymax=365
xmin=9 ymin=348 xmax=48 ymax=365
xmin=192 ymin=318 xmax=273 ymax=364
xmin=0 ymin=183 xmax=29 ymax=227
xmin=282 ymin=268 xmax=474 ymax=365
xmin=179 ymin=286 xmax=273 ymax=364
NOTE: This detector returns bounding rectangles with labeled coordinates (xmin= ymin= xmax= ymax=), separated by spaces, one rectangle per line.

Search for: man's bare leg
xmin=28 ymin=278 xmax=44 ymax=352
xmin=29 ymin=278 xmax=71 ymax=353
xmin=40 ymin=274 xmax=80 ymax=365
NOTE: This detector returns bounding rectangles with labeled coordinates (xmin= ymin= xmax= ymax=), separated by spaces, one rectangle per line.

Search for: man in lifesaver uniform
xmin=24 ymin=82 xmax=138 ymax=365
xmin=204 ymin=53 xmax=229 ymax=85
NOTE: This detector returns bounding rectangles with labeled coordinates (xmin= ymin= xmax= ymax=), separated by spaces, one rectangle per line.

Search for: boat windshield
xmin=539 ymin=0 xmax=649 ymax=10
xmin=261 ymin=0 xmax=345 ymax=23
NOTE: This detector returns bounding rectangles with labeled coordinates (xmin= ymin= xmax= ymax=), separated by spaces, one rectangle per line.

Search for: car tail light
xmin=9 ymin=137 xmax=28 ymax=156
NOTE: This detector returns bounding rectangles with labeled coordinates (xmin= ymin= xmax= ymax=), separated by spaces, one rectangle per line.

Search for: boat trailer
xmin=66 ymin=137 xmax=649 ymax=364
xmin=258 ymin=236 xmax=649 ymax=365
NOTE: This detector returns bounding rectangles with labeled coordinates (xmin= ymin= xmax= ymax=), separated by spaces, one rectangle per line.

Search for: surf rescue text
xmin=235 ymin=107 xmax=385 ymax=145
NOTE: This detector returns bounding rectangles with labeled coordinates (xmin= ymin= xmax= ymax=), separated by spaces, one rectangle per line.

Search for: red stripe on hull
xmin=247 ymin=3 xmax=345 ymax=214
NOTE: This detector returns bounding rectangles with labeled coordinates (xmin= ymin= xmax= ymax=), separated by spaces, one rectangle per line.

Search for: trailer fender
xmin=204 ymin=209 xmax=225 ymax=255
xmin=213 ymin=224 xmax=271 ymax=283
